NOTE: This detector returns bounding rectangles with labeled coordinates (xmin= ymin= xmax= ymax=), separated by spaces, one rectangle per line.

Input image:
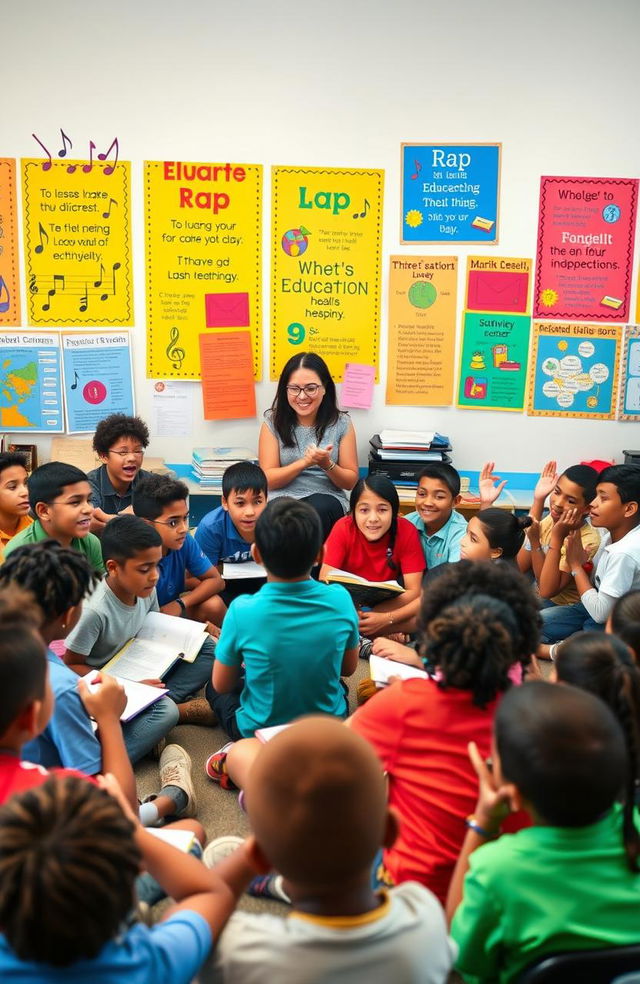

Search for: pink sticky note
xmin=341 ymin=363 xmax=376 ymax=409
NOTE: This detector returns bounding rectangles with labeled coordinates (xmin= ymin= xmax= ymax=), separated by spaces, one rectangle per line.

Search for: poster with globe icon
xmin=386 ymin=256 xmax=458 ymax=405
xmin=528 ymin=321 xmax=621 ymax=419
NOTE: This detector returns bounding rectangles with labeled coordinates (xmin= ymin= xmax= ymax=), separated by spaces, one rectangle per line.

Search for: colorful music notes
xmin=29 ymin=274 xmax=38 ymax=294
xmin=166 ymin=326 xmax=186 ymax=370
xmin=79 ymin=286 xmax=88 ymax=314
xmin=58 ymin=129 xmax=73 ymax=159
xmin=32 ymin=133 xmax=52 ymax=171
xmin=352 ymin=198 xmax=370 ymax=219
xmin=98 ymin=138 xmax=119 ymax=176
xmin=42 ymin=274 xmax=65 ymax=311
xmin=34 ymin=222 xmax=49 ymax=254
xmin=70 ymin=369 xmax=79 ymax=390
xmin=102 ymin=197 xmax=117 ymax=219
xmin=0 ymin=276 xmax=10 ymax=314
xmin=410 ymin=159 xmax=422 ymax=180
xmin=82 ymin=140 xmax=96 ymax=174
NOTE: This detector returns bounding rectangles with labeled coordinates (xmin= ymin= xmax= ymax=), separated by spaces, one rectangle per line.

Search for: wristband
xmin=325 ymin=460 xmax=336 ymax=472
xmin=465 ymin=815 xmax=497 ymax=839
xmin=175 ymin=597 xmax=187 ymax=616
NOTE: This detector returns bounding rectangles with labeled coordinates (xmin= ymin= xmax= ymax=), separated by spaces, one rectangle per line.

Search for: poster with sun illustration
xmin=528 ymin=321 xmax=621 ymax=419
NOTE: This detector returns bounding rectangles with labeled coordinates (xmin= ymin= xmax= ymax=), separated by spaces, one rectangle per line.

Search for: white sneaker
xmin=159 ymin=744 xmax=197 ymax=817
xmin=203 ymin=835 xmax=245 ymax=868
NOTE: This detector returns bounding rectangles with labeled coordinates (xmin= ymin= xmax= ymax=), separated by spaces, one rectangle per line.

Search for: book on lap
xmin=221 ymin=560 xmax=267 ymax=580
xmin=369 ymin=653 xmax=428 ymax=685
xmin=324 ymin=568 xmax=404 ymax=608
xmin=102 ymin=611 xmax=208 ymax=683
xmin=84 ymin=669 xmax=169 ymax=722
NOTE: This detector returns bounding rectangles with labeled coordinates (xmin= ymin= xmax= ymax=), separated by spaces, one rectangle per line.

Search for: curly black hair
xmin=92 ymin=414 xmax=150 ymax=456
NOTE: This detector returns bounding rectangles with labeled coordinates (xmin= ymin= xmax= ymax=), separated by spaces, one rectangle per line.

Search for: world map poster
xmin=0 ymin=331 xmax=63 ymax=431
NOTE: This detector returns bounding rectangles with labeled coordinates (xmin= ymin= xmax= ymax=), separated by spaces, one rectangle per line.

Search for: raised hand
xmin=533 ymin=460 xmax=558 ymax=504
xmin=479 ymin=461 xmax=507 ymax=506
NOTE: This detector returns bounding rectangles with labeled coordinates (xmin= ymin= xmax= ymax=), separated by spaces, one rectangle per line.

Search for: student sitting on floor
xmin=64 ymin=514 xmax=216 ymax=726
xmin=208 ymin=717 xmax=453 ymax=984
xmin=195 ymin=461 xmax=268 ymax=603
xmin=88 ymin=412 xmax=152 ymax=534
xmin=133 ymin=473 xmax=226 ymax=628
xmin=404 ymin=463 xmax=466 ymax=569
xmin=4 ymin=462 xmax=105 ymax=574
xmin=204 ymin=497 xmax=359 ymax=758
xmin=447 ymin=681 xmax=640 ymax=983
xmin=0 ymin=452 xmax=32 ymax=549
xmin=460 ymin=508 xmax=532 ymax=565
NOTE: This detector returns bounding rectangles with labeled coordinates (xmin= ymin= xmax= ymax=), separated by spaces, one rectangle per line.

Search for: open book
xmin=370 ymin=653 xmax=428 ymax=686
xmin=324 ymin=568 xmax=404 ymax=608
xmin=102 ymin=611 xmax=208 ymax=682
xmin=221 ymin=560 xmax=267 ymax=580
xmin=84 ymin=669 xmax=169 ymax=723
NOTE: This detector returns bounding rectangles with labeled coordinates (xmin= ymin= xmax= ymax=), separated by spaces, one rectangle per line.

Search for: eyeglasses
xmin=109 ymin=448 xmax=145 ymax=458
xmin=286 ymin=384 xmax=323 ymax=397
xmin=151 ymin=516 xmax=190 ymax=530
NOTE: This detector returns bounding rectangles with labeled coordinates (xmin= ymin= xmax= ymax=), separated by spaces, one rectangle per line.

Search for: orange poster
xmin=386 ymin=256 xmax=458 ymax=406
xmin=0 ymin=160 xmax=21 ymax=326
xmin=199 ymin=330 xmax=256 ymax=420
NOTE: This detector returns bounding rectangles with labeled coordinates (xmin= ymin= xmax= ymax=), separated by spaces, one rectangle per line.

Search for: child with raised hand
xmin=448 ymin=681 xmax=640 ymax=982
xmin=4 ymin=461 xmax=105 ymax=573
xmin=460 ymin=508 xmax=532 ymax=565
xmin=405 ymin=462 xmax=466 ymax=568
xmin=0 ymin=452 xmax=32 ymax=548
xmin=321 ymin=475 xmax=425 ymax=639
xmin=609 ymin=589 xmax=640 ymax=659
xmin=0 ymin=773 xmax=260 ymax=982
xmin=210 ymin=716 xmax=453 ymax=984
xmin=88 ymin=412 xmax=152 ymax=533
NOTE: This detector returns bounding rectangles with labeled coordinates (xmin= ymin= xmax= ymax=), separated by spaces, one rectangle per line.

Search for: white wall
xmin=4 ymin=0 xmax=640 ymax=473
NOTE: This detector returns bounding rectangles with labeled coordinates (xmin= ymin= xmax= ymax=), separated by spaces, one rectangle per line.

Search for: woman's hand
xmin=305 ymin=443 xmax=334 ymax=470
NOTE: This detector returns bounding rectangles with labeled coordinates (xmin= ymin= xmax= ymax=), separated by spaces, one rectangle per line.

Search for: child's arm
xmin=478 ymin=461 xmax=508 ymax=509
xmin=524 ymin=519 xmax=547 ymax=584
xmin=341 ymin=645 xmax=360 ymax=677
xmin=530 ymin=460 xmax=558 ymax=521
xmin=212 ymin=659 xmax=240 ymax=694
xmin=372 ymin=636 xmax=424 ymax=669
xmin=76 ymin=675 xmax=138 ymax=811
xmin=359 ymin=572 xmax=422 ymax=637
xmin=537 ymin=508 xmax=583 ymax=599
xmin=565 ymin=530 xmax=622 ymax=624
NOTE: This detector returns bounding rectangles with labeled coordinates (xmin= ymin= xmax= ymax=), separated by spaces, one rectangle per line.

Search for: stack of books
xmin=191 ymin=447 xmax=257 ymax=492
xmin=368 ymin=430 xmax=452 ymax=488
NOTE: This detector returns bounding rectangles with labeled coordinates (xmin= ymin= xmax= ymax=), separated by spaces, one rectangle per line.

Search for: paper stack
xmin=191 ymin=447 xmax=257 ymax=491
xmin=368 ymin=430 xmax=452 ymax=488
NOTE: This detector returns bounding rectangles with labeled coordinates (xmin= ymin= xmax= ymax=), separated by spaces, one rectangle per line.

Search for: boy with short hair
xmin=447 ymin=681 xmax=640 ymax=983
xmin=88 ymin=412 xmax=152 ymax=533
xmin=0 ymin=452 xmax=32 ymax=548
xmin=210 ymin=717 xmax=453 ymax=983
xmin=405 ymin=463 xmax=466 ymax=568
xmin=205 ymin=498 xmax=359 ymax=743
xmin=4 ymin=462 xmax=105 ymax=574
xmin=134 ymin=473 xmax=226 ymax=627
xmin=64 ymin=514 xmax=216 ymax=725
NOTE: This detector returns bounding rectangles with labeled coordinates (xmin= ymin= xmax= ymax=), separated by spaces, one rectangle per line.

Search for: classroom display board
xmin=0 ymin=330 xmax=63 ymax=431
xmin=534 ymin=176 xmax=638 ymax=322
xmin=386 ymin=256 xmax=458 ymax=406
xmin=144 ymin=160 xmax=263 ymax=380
xmin=465 ymin=256 xmax=532 ymax=314
xmin=456 ymin=312 xmax=531 ymax=412
xmin=21 ymin=159 xmax=133 ymax=326
xmin=0 ymin=159 xmax=21 ymax=326
xmin=401 ymin=143 xmax=501 ymax=244
xmin=61 ymin=331 xmax=134 ymax=433
xmin=528 ymin=321 xmax=620 ymax=419
xmin=618 ymin=325 xmax=640 ymax=421
xmin=270 ymin=165 xmax=383 ymax=381
xmin=199 ymin=330 xmax=256 ymax=420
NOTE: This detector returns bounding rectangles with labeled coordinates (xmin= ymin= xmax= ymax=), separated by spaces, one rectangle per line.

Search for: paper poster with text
xmin=401 ymin=143 xmax=500 ymax=244
xmin=0 ymin=160 xmax=21 ymax=325
xmin=387 ymin=256 xmax=457 ymax=406
xmin=528 ymin=321 xmax=620 ymax=419
xmin=456 ymin=312 xmax=530 ymax=412
xmin=271 ymin=166 xmax=383 ymax=381
xmin=22 ymin=160 xmax=133 ymax=326
xmin=61 ymin=331 xmax=134 ymax=433
xmin=466 ymin=256 xmax=531 ymax=314
xmin=0 ymin=331 xmax=63 ymax=431
xmin=145 ymin=161 xmax=262 ymax=380
xmin=534 ymin=176 xmax=638 ymax=321
xmin=617 ymin=325 xmax=640 ymax=420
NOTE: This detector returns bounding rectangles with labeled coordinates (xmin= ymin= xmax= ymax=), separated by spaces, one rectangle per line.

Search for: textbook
xmin=221 ymin=559 xmax=267 ymax=580
xmin=102 ymin=611 xmax=208 ymax=682
xmin=324 ymin=568 xmax=403 ymax=608
xmin=369 ymin=653 xmax=428 ymax=686
xmin=84 ymin=669 xmax=169 ymax=723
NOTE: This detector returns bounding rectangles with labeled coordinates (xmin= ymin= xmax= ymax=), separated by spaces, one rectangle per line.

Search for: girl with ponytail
xmin=460 ymin=508 xmax=532 ymax=565
xmin=321 ymin=475 xmax=425 ymax=639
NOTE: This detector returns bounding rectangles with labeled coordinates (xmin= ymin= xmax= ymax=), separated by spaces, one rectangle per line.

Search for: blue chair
xmin=518 ymin=945 xmax=640 ymax=983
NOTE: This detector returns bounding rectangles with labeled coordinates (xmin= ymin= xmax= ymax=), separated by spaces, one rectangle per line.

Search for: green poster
xmin=456 ymin=311 xmax=531 ymax=411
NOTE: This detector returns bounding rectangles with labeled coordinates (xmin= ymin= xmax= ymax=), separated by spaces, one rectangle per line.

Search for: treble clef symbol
xmin=166 ymin=326 xmax=185 ymax=370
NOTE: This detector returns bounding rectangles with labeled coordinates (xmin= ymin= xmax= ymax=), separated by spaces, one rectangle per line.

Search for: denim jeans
xmin=122 ymin=697 xmax=180 ymax=764
xmin=163 ymin=635 xmax=216 ymax=703
xmin=539 ymin=601 xmax=603 ymax=643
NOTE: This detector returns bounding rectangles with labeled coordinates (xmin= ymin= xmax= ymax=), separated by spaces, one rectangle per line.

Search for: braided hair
xmin=350 ymin=476 xmax=400 ymax=576
xmin=0 ymin=541 xmax=98 ymax=623
xmin=0 ymin=776 xmax=140 ymax=965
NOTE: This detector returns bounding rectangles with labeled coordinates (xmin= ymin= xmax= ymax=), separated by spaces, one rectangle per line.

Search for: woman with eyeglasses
xmin=259 ymin=353 xmax=359 ymax=540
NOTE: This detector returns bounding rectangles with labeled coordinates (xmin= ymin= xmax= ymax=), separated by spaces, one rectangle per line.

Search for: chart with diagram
xmin=529 ymin=321 xmax=620 ymax=419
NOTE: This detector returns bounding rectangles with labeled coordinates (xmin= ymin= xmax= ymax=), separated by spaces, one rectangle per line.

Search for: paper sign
xmin=401 ymin=143 xmax=501 ymax=244
xmin=534 ymin=176 xmax=638 ymax=321
xmin=0 ymin=160 xmax=21 ymax=326
xmin=199 ymin=331 xmax=256 ymax=420
xmin=150 ymin=380 xmax=195 ymax=437
xmin=0 ymin=330 xmax=63 ymax=431
xmin=456 ymin=312 xmax=531 ymax=412
xmin=617 ymin=325 xmax=640 ymax=420
xmin=50 ymin=436 xmax=97 ymax=472
xmin=340 ymin=363 xmax=375 ymax=409
xmin=528 ymin=321 xmax=620 ymax=419
xmin=466 ymin=256 xmax=531 ymax=313
xmin=387 ymin=255 xmax=458 ymax=406
xmin=61 ymin=331 xmax=134 ymax=432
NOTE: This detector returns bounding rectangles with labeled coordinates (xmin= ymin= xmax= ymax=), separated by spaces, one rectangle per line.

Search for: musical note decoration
xmin=70 ymin=370 xmax=79 ymax=390
xmin=166 ymin=326 xmax=186 ymax=370
xmin=102 ymin=197 xmax=118 ymax=219
xmin=0 ymin=277 xmax=10 ymax=314
xmin=352 ymin=198 xmax=370 ymax=220
xmin=410 ymin=159 xmax=422 ymax=180
xmin=34 ymin=222 xmax=48 ymax=255
xmin=32 ymin=132 xmax=121 ymax=175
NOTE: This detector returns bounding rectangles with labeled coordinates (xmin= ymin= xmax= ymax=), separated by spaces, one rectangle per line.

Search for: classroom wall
xmin=4 ymin=0 xmax=640 ymax=473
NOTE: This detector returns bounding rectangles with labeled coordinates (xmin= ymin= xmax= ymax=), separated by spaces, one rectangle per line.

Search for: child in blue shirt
xmin=405 ymin=463 xmax=466 ymax=569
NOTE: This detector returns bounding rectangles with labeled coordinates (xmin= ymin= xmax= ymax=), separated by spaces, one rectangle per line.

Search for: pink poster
xmin=534 ymin=176 xmax=638 ymax=321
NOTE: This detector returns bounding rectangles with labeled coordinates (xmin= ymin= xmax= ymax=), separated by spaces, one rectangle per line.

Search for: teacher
xmin=259 ymin=352 xmax=359 ymax=540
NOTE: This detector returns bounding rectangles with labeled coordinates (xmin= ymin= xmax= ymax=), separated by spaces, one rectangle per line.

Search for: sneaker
xmin=159 ymin=744 xmax=197 ymax=816
xmin=177 ymin=697 xmax=217 ymax=726
xmin=204 ymin=742 xmax=236 ymax=789
xmin=248 ymin=873 xmax=291 ymax=904
xmin=203 ymin=835 xmax=244 ymax=869
xmin=359 ymin=637 xmax=373 ymax=660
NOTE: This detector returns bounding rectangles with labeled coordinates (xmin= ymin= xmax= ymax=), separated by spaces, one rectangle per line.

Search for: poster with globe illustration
xmin=386 ymin=256 xmax=458 ymax=405
xmin=528 ymin=321 xmax=621 ymax=419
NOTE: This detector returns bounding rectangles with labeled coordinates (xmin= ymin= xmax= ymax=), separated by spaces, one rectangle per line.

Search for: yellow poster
xmin=22 ymin=159 xmax=132 ymax=326
xmin=271 ymin=166 xmax=383 ymax=381
xmin=145 ymin=161 xmax=262 ymax=380
xmin=386 ymin=256 xmax=457 ymax=405
xmin=0 ymin=159 xmax=21 ymax=326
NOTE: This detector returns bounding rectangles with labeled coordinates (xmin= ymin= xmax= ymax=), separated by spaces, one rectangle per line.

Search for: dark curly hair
xmin=0 ymin=541 xmax=99 ymax=623
xmin=92 ymin=414 xmax=149 ymax=456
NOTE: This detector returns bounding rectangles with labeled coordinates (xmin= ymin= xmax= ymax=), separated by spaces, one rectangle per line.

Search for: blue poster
xmin=0 ymin=330 xmax=63 ymax=431
xmin=401 ymin=143 xmax=501 ymax=244
xmin=62 ymin=331 xmax=134 ymax=433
